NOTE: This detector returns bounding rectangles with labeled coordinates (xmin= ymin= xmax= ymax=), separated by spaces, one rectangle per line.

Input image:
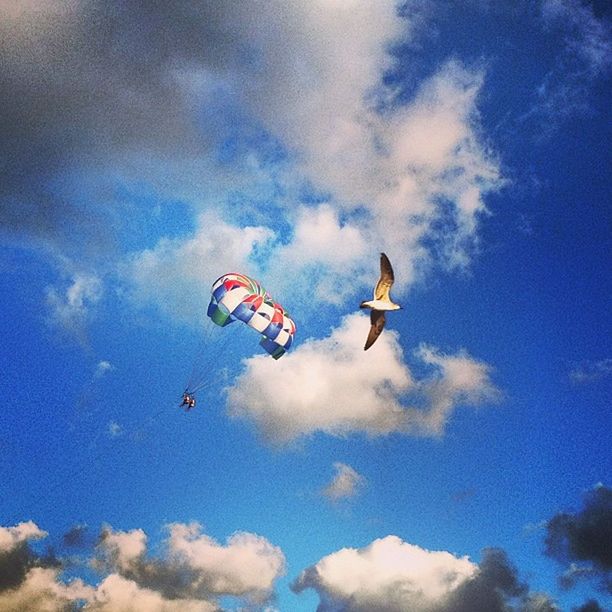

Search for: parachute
xmin=207 ymin=272 xmax=296 ymax=359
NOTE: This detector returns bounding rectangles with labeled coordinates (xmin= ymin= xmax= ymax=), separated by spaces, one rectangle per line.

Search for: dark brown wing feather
xmin=364 ymin=310 xmax=385 ymax=350
xmin=374 ymin=253 xmax=395 ymax=300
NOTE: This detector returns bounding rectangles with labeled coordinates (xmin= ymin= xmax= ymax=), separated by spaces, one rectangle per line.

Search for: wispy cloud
xmin=322 ymin=462 xmax=366 ymax=502
xmin=569 ymin=359 xmax=612 ymax=384
xmin=45 ymin=272 xmax=103 ymax=345
xmin=533 ymin=0 xmax=612 ymax=126
xmin=107 ymin=421 xmax=123 ymax=438
xmin=94 ymin=361 xmax=114 ymax=380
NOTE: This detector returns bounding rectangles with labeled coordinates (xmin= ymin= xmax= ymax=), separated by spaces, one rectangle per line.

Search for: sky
xmin=0 ymin=1 xmax=611 ymax=611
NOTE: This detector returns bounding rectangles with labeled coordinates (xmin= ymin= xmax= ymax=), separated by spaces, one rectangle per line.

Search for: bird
xmin=360 ymin=252 xmax=401 ymax=350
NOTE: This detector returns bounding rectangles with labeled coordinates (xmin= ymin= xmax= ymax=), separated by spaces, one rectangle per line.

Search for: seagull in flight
xmin=360 ymin=253 xmax=401 ymax=350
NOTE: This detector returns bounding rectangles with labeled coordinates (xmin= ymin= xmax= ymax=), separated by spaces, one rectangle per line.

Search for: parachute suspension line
xmin=183 ymin=271 xmax=297 ymax=400
xmin=186 ymin=322 xmax=256 ymax=396
xmin=185 ymin=321 xmax=238 ymax=396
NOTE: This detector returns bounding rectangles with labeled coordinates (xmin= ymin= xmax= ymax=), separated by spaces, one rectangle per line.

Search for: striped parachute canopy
xmin=207 ymin=273 xmax=296 ymax=359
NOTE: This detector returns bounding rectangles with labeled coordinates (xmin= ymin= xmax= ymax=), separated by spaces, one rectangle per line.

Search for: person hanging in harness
xmin=180 ymin=391 xmax=196 ymax=411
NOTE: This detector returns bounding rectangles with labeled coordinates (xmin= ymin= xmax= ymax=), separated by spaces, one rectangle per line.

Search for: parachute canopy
xmin=207 ymin=273 xmax=296 ymax=359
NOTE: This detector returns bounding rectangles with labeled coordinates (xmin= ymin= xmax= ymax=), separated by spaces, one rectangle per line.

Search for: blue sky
xmin=1 ymin=1 xmax=610 ymax=611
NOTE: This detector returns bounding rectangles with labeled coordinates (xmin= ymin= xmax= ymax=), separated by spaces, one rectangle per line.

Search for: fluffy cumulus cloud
xmin=227 ymin=314 xmax=499 ymax=444
xmin=92 ymin=523 xmax=285 ymax=606
xmin=0 ymin=521 xmax=50 ymax=593
xmin=0 ymin=521 xmax=570 ymax=611
xmin=236 ymin=3 xmax=501 ymax=279
xmin=0 ymin=521 xmax=92 ymax=610
xmin=292 ymin=536 xmax=476 ymax=611
xmin=545 ymin=484 xmax=612 ymax=593
xmin=322 ymin=462 xmax=366 ymax=501
xmin=0 ymin=521 xmax=284 ymax=610
xmin=0 ymin=567 xmax=94 ymax=612
xmin=86 ymin=574 xmax=217 ymax=612
xmin=165 ymin=523 xmax=286 ymax=601
xmin=0 ymin=521 xmax=46 ymax=555
xmin=292 ymin=536 xmax=556 ymax=612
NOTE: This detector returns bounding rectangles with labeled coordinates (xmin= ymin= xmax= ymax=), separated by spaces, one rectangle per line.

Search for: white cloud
xmin=226 ymin=314 xmax=499 ymax=444
xmin=0 ymin=567 xmax=93 ymax=612
xmin=257 ymin=49 xmax=502 ymax=287
xmin=107 ymin=421 xmax=123 ymax=438
xmin=235 ymin=0 xmax=404 ymax=202
xmin=167 ymin=523 xmax=286 ymax=601
xmin=46 ymin=272 xmax=102 ymax=343
xmin=542 ymin=0 xmax=611 ymax=74
xmin=239 ymin=3 xmax=503 ymax=280
xmin=0 ymin=522 xmax=94 ymax=610
xmin=227 ymin=313 xmax=411 ymax=444
xmin=292 ymin=535 xmax=477 ymax=612
xmin=0 ymin=521 xmax=285 ymax=611
xmin=293 ymin=538 xmax=559 ymax=611
xmin=322 ymin=462 xmax=366 ymax=501
xmin=94 ymin=523 xmax=285 ymax=606
xmin=86 ymin=574 xmax=216 ymax=612
xmin=3 ymin=1 xmax=504 ymax=306
xmin=121 ymin=7 xmax=503 ymax=325
xmin=268 ymin=204 xmax=370 ymax=306
xmin=413 ymin=344 xmax=501 ymax=435
xmin=533 ymin=0 xmax=611 ymax=125
xmin=0 ymin=521 xmax=47 ymax=554
xmin=123 ymin=211 xmax=274 ymax=325
xmin=96 ymin=527 xmax=147 ymax=573
xmin=375 ymin=61 xmax=501 ymax=275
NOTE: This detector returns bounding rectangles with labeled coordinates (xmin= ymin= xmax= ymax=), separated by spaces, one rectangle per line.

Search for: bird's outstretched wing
xmin=374 ymin=253 xmax=395 ymax=301
xmin=364 ymin=310 xmax=385 ymax=350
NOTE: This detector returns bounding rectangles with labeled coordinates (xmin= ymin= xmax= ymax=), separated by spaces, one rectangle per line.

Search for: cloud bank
xmin=9 ymin=518 xmax=608 ymax=611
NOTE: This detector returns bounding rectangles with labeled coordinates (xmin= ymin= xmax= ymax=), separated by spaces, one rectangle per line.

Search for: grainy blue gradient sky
xmin=1 ymin=2 xmax=610 ymax=611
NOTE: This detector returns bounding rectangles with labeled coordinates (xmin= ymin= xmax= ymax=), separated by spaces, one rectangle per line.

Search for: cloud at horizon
xmin=3 ymin=485 xmax=609 ymax=611
xmin=0 ymin=521 xmax=285 ymax=611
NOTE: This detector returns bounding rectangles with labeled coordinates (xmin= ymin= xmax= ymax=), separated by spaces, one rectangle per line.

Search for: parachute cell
xmin=207 ymin=273 xmax=296 ymax=359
